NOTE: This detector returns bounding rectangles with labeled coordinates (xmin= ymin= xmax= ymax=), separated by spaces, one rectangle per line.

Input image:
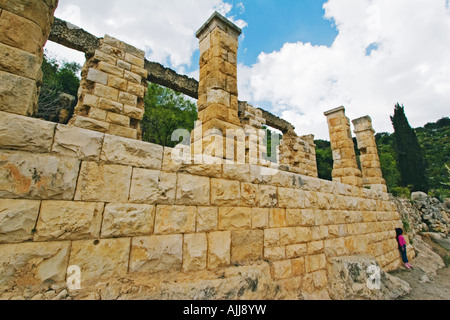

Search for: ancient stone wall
xmin=0 ymin=0 xmax=58 ymax=116
xmin=0 ymin=7 xmax=413 ymax=300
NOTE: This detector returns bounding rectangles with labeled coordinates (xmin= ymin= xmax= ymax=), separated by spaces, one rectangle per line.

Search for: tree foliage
xmin=390 ymin=103 xmax=428 ymax=193
xmin=37 ymin=53 xmax=81 ymax=123
xmin=141 ymin=82 xmax=198 ymax=147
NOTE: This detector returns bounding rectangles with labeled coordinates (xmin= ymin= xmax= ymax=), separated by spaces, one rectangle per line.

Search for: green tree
xmin=390 ymin=103 xmax=428 ymax=193
xmin=315 ymin=140 xmax=333 ymax=181
xmin=38 ymin=53 xmax=81 ymax=122
xmin=141 ymin=82 xmax=198 ymax=147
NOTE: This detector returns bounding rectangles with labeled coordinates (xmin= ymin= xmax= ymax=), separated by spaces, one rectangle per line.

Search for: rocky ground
xmin=391 ymin=235 xmax=450 ymax=300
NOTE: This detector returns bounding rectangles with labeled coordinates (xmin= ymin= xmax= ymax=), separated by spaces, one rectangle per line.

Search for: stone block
xmin=72 ymin=116 xmax=110 ymax=133
xmin=259 ymin=185 xmax=278 ymax=207
xmin=291 ymin=257 xmax=306 ymax=276
xmin=154 ymin=205 xmax=196 ymax=234
xmin=101 ymin=134 xmax=163 ymax=169
xmin=211 ymin=178 xmax=241 ymax=206
xmin=0 ymin=111 xmax=55 ymax=153
xmin=106 ymin=112 xmax=130 ymax=127
xmin=127 ymin=82 xmax=145 ymax=98
xmin=264 ymin=228 xmax=280 ymax=247
xmin=118 ymin=91 xmax=137 ymax=106
xmin=129 ymin=168 xmax=176 ymax=204
xmin=98 ymin=61 xmax=124 ymax=77
xmin=124 ymin=53 xmax=144 ymax=68
xmin=52 ymin=125 xmax=104 ymax=161
xmin=0 ymin=10 xmax=43 ymax=55
xmin=86 ymin=68 xmax=108 ymax=85
xmin=101 ymin=203 xmax=155 ymax=238
xmin=0 ymin=150 xmax=79 ymax=200
xmin=93 ymin=49 xmax=117 ymax=65
xmin=241 ymin=182 xmax=258 ymax=206
xmin=264 ymin=246 xmax=286 ymax=260
xmin=0 ymin=0 xmax=57 ymax=32
xmin=0 ymin=70 xmax=36 ymax=115
xmin=231 ymin=230 xmax=263 ymax=263
xmin=0 ymin=241 xmax=70 ymax=290
xmin=74 ymin=162 xmax=132 ymax=202
xmin=222 ymin=164 xmax=251 ymax=182
xmin=196 ymin=207 xmax=218 ymax=232
xmin=183 ymin=233 xmax=207 ymax=272
xmin=269 ymin=208 xmax=286 ymax=228
xmin=123 ymin=105 xmax=144 ymax=120
xmin=105 ymin=75 xmax=127 ymax=92
xmin=109 ymin=124 xmax=137 ymax=139
xmin=0 ymin=199 xmax=40 ymax=243
xmin=251 ymin=208 xmax=269 ymax=229
xmin=124 ymin=70 xmax=142 ymax=84
xmin=34 ymin=201 xmax=104 ymax=241
xmin=0 ymin=42 xmax=41 ymax=80
xmin=98 ymin=97 xmax=123 ymax=113
xmin=89 ymin=107 xmax=107 ymax=121
xmin=69 ymin=238 xmax=130 ymax=282
xmin=305 ymin=254 xmax=327 ymax=273
xmin=130 ymin=234 xmax=182 ymax=273
xmin=295 ymin=227 xmax=312 ymax=243
xmin=207 ymin=231 xmax=231 ymax=270
xmin=218 ymin=207 xmax=251 ymax=230
xmin=286 ymin=209 xmax=302 ymax=227
xmin=94 ymin=83 xmax=119 ymax=101
xmin=286 ymin=244 xmax=308 ymax=259
xmin=176 ymin=174 xmax=210 ymax=206
xmin=271 ymin=260 xmax=292 ymax=280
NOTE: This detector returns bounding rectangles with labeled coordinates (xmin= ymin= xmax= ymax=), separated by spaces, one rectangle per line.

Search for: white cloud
xmin=238 ymin=0 xmax=450 ymax=140
xmin=45 ymin=0 xmax=245 ymax=72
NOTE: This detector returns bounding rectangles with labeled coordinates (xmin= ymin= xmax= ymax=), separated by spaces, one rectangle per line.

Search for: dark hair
xmin=395 ymin=228 xmax=403 ymax=248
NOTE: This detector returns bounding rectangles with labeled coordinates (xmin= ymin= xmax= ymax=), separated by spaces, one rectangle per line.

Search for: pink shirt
xmin=398 ymin=235 xmax=406 ymax=246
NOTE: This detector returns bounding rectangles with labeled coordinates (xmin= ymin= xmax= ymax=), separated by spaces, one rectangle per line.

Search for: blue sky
xmin=46 ymin=0 xmax=450 ymax=140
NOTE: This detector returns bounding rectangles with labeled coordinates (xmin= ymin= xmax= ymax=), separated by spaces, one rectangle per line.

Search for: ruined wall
xmin=0 ymin=7 xmax=414 ymax=300
xmin=0 ymin=0 xmax=58 ymax=116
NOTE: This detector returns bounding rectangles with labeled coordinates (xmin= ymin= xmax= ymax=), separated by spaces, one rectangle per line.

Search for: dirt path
xmin=392 ymin=265 xmax=450 ymax=300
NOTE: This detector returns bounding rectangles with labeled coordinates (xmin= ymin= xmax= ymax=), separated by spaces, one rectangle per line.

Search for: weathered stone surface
xmin=0 ymin=199 xmax=40 ymax=243
xmin=129 ymin=168 xmax=176 ymax=204
xmin=175 ymin=174 xmax=210 ymax=206
xmin=0 ymin=10 xmax=44 ymax=55
xmin=101 ymin=203 xmax=155 ymax=238
xmin=207 ymin=231 xmax=231 ymax=269
xmin=218 ymin=207 xmax=251 ymax=230
xmin=0 ymin=42 xmax=41 ymax=80
xmin=101 ymin=134 xmax=163 ymax=169
xmin=231 ymin=230 xmax=264 ymax=263
xmin=183 ymin=233 xmax=207 ymax=272
xmin=241 ymin=182 xmax=258 ymax=206
xmin=154 ymin=205 xmax=196 ymax=234
xmin=0 ymin=241 xmax=70 ymax=291
xmin=259 ymin=185 xmax=278 ymax=207
xmin=252 ymin=208 xmax=269 ymax=229
xmin=74 ymin=162 xmax=132 ymax=202
xmin=211 ymin=178 xmax=241 ymax=206
xmin=327 ymin=255 xmax=411 ymax=300
xmin=130 ymin=234 xmax=183 ymax=273
xmin=69 ymin=238 xmax=131 ymax=283
xmin=34 ymin=201 xmax=104 ymax=241
xmin=0 ymin=150 xmax=79 ymax=200
xmin=52 ymin=125 xmax=104 ymax=160
xmin=0 ymin=70 xmax=36 ymax=116
xmin=269 ymin=208 xmax=286 ymax=228
xmin=196 ymin=207 xmax=218 ymax=232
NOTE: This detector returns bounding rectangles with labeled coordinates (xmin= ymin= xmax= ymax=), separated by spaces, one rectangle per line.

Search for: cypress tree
xmin=390 ymin=104 xmax=428 ymax=193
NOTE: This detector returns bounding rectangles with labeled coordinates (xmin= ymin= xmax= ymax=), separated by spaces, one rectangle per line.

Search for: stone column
xmin=69 ymin=35 xmax=148 ymax=140
xmin=0 ymin=0 xmax=59 ymax=116
xmin=324 ymin=106 xmax=363 ymax=186
xmin=193 ymin=11 xmax=242 ymax=162
xmin=352 ymin=116 xmax=387 ymax=193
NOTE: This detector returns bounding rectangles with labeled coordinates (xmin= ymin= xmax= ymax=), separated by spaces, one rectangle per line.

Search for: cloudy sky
xmin=45 ymin=0 xmax=450 ymax=140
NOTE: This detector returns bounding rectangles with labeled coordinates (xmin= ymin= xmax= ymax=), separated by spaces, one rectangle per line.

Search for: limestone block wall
xmin=0 ymin=0 xmax=58 ymax=116
xmin=279 ymin=133 xmax=318 ymax=178
xmin=69 ymin=35 xmax=148 ymax=140
xmin=0 ymin=110 xmax=414 ymax=298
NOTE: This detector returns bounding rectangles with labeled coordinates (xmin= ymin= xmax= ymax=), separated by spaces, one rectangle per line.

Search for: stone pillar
xmin=324 ymin=106 xmax=363 ymax=186
xmin=0 ymin=0 xmax=59 ymax=116
xmin=69 ymin=35 xmax=148 ymax=140
xmin=193 ymin=11 xmax=242 ymax=161
xmin=352 ymin=116 xmax=387 ymax=193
